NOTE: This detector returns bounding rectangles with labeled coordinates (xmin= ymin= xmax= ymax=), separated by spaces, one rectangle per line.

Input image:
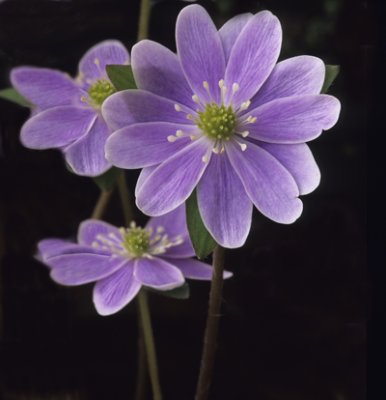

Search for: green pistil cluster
xmin=87 ymin=79 xmax=116 ymax=108
xmin=122 ymin=227 xmax=151 ymax=258
xmin=196 ymin=103 xmax=236 ymax=141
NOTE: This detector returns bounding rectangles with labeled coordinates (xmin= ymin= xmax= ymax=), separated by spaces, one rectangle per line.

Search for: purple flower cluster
xmin=102 ymin=5 xmax=341 ymax=248
xmin=38 ymin=206 xmax=231 ymax=315
xmin=11 ymin=40 xmax=129 ymax=176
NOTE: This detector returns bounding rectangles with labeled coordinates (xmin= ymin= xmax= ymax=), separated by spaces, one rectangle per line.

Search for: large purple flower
xmin=11 ymin=40 xmax=129 ymax=176
xmin=102 ymin=5 xmax=341 ymax=248
xmin=38 ymin=205 xmax=231 ymax=316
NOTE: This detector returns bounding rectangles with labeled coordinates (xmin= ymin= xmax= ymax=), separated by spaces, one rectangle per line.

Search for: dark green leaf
xmin=321 ymin=65 xmax=340 ymax=93
xmin=0 ymin=88 xmax=31 ymax=107
xmin=93 ymin=167 xmax=121 ymax=191
xmin=106 ymin=65 xmax=137 ymax=91
xmin=186 ymin=189 xmax=216 ymax=259
xmin=146 ymin=283 xmax=190 ymax=300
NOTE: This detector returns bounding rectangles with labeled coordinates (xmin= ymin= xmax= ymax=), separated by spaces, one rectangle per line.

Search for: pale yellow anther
xmin=156 ymin=226 xmax=165 ymax=233
xmin=212 ymin=147 xmax=220 ymax=154
xmin=250 ymin=117 xmax=257 ymax=123
xmin=94 ymin=58 xmax=100 ymax=65
xmin=202 ymin=154 xmax=210 ymax=163
xmin=167 ymin=135 xmax=177 ymax=143
xmin=232 ymin=83 xmax=240 ymax=93
xmin=81 ymin=96 xmax=87 ymax=102
xmin=186 ymin=114 xmax=194 ymax=120
xmin=192 ymin=94 xmax=200 ymax=103
xmin=130 ymin=221 xmax=136 ymax=228
xmin=239 ymin=142 xmax=247 ymax=152
xmin=174 ymin=104 xmax=182 ymax=112
xmin=240 ymin=100 xmax=251 ymax=111
xmin=190 ymin=135 xmax=198 ymax=141
xmin=218 ymin=79 xmax=225 ymax=88
xmin=176 ymin=130 xmax=184 ymax=137
xmin=203 ymin=81 xmax=209 ymax=90
xmin=241 ymin=131 xmax=249 ymax=138
xmin=119 ymin=227 xmax=126 ymax=235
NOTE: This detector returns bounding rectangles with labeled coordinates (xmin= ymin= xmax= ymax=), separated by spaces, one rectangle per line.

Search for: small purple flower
xmin=38 ymin=205 xmax=231 ymax=316
xmin=11 ymin=40 xmax=129 ymax=176
xmin=102 ymin=5 xmax=341 ymax=248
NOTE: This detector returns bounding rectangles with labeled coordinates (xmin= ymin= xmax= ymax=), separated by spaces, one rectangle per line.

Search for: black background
xmin=0 ymin=0 xmax=371 ymax=399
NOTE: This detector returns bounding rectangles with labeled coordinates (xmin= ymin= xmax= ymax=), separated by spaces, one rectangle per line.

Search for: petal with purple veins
xmin=78 ymin=40 xmax=130 ymax=82
xmin=20 ymin=106 xmax=96 ymax=150
xmin=136 ymin=137 xmax=211 ymax=216
xmin=246 ymin=95 xmax=341 ymax=144
xmin=249 ymin=56 xmax=325 ymax=109
xmin=64 ymin=115 xmax=111 ymax=176
xmin=102 ymin=89 xmax=192 ymax=131
xmin=78 ymin=219 xmax=122 ymax=246
xmin=163 ymin=258 xmax=233 ymax=280
xmin=227 ymin=140 xmax=303 ymax=224
xmin=49 ymin=253 xmax=125 ymax=286
xmin=176 ymin=4 xmax=225 ymax=104
xmin=146 ymin=205 xmax=195 ymax=258
xmin=10 ymin=67 xmax=83 ymax=110
xmin=197 ymin=153 xmax=253 ymax=248
xmin=225 ymin=11 xmax=282 ymax=106
xmin=219 ymin=13 xmax=253 ymax=62
xmin=258 ymin=142 xmax=321 ymax=195
xmin=132 ymin=40 xmax=196 ymax=108
xmin=135 ymin=166 xmax=157 ymax=197
xmin=93 ymin=262 xmax=141 ymax=316
xmin=134 ymin=257 xmax=185 ymax=290
xmin=105 ymin=122 xmax=195 ymax=169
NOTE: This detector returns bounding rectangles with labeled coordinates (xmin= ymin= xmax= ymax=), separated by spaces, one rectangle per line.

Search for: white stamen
xmin=167 ymin=135 xmax=177 ymax=142
xmin=246 ymin=116 xmax=257 ymax=124
xmin=232 ymin=83 xmax=240 ymax=93
xmin=238 ymin=142 xmax=247 ymax=152
xmin=130 ymin=221 xmax=136 ymax=229
xmin=218 ymin=79 xmax=225 ymax=89
xmin=175 ymin=130 xmax=184 ymax=138
xmin=192 ymin=94 xmax=200 ymax=104
xmin=239 ymin=100 xmax=251 ymax=111
xmin=81 ymin=96 xmax=87 ymax=103
xmin=190 ymin=135 xmax=198 ymax=141
xmin=203 ymin=81 xmax=209 ymax=90
xmin=186 ymin=114 xmax=194 ymax=121
xmin=202 ymin=154 xmax=210 ymax=163
xmin=94 ymin=58 xmax=100 ymax=65
xmin=174 ymin=104 xmax=182 ymax=112
xmin=156 ymin=226 xmax=165 ymax=233
xmin=241 ymin=131 xmax=249 ymax=138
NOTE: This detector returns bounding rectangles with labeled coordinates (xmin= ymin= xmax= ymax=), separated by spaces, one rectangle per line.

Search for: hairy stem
xmin=194 ymin=245 xmax=226 ymax=400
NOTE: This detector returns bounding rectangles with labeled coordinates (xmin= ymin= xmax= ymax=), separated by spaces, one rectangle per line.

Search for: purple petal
xmin=102 ymin=89 xmax=191 ymax=131
xmin=134 ymin=257 xmax=184 ymax=290
xmin=10 ymin=67 xmax=83 ymax=110
xmin=93 ymin=262 xmax=141 ymax=316
xmin=197 ymin=153 xmax=253 ymax=248
xmin=146 ymin=205 xmax=195 ymax=258
xmin=20 ymin=106 xmax=96 ymax=149
xmin=249 ymin=56 xmax=325 ymax=108
xmin=163 ymin=257 xmax=233 ymax=280
xmin=135 ymin=166 xmax=157 ymax=197
xmin=219 ymin=13 xmax=253 ymax=62
xmin=176 ymin=4 xmax=225 ymax=104
xmin=132 ymin=40 xmax=196 ymax=108
xmin=78 ymin=219 xmax=122 ymax=246
xmin=227 ymin=140 xmax=303 ymax=224
xmin=224 ymin=11 xmax=282 ymax=106
xmin=258 ymin=142 xmax=321 ymax=195
xmin=246 ymin=95 xmax=341 ymax=143
xmin=64 ymin=115 xmax=111 ymax=176
xmin=49 ymin=253 xmax=125 ymax=286
xmin=38 ymin=239 xmax=97 ymax=264
xmin=136 ymin=137 xmax=210 ymax=216
xmin=105 ymin=122 xmax=195 ymax=169
xmin=78 ymin=40 xmax=130 ymax=82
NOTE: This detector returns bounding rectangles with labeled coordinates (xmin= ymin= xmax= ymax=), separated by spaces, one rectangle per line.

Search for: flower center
xmin=196 ymin=103 xmax=236 ymax=141
xmin=87 ymin=79 xmax=116 ymax=108
xmin=121 ymin=226 xmax=151 ymax=258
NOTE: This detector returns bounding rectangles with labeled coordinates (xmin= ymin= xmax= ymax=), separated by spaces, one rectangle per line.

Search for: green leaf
xmin=106 ymin=65 xmax=137 ymax=91
xmin=321 ymin=65 xmax=340 ymax=93
xmin=146 ymin=283 xmax=190 ymax=300
xmin=186 ymin=189 xmax=216 ymax=259
xmin=0 ymin=88 xmax=31 ymax=107
xmin=93 ymin=167 xmax=121 ymax=191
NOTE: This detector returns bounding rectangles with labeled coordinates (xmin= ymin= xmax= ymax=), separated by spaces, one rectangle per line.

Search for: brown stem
xmin=91 ymin=189 xmax=113 ymax=219
xmin=194 ymin=245 xmax=226 ymax=400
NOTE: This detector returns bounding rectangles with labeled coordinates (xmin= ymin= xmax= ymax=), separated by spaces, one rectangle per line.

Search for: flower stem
xmin=194 ymin=245 xmax=226 ymax=400
xmin=137 ymin=0 xmax=151 ymax=41
xmin=137 ymin=290 xmax=163 ymax=400
xmin=117 ymin=171 xmax=134 ymax=224
xmin=91 ymin=189 xmax=113 ymax=219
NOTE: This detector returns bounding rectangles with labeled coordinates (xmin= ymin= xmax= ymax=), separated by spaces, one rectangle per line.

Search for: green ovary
xmin=122 ymin=227 xmax=150 ymax=258
xmin=87 ymin=79 xmax=116 ymax=107
xmin=196 ymin=103 xmax=236 ymax=141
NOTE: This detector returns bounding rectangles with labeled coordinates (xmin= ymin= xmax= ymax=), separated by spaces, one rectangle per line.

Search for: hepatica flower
xmin=11 ymin=40 xmax=129 ymax=176
xmin=38 ymin=206 xmax=230 ymax=315
xmin=102 ymin=5 xmax=341 ymax=248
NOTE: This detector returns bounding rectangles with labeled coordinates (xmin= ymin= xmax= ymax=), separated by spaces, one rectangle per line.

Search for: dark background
xmin=0 ymin=0 xmax=370 ymax=399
